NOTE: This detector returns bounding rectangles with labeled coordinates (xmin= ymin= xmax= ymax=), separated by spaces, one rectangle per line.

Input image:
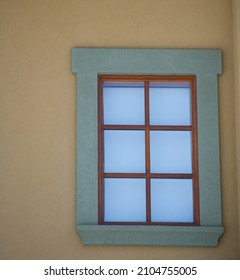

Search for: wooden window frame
xmin=98 ymin=75 xmax=200 ymax=226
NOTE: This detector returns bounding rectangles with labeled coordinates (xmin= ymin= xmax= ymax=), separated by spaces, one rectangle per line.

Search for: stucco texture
xmin=0 ymin=0 xmax=239 ymax=259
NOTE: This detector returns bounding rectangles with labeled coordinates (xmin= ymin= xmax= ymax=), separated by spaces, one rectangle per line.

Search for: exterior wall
xmin=0 ymin=0 xmax=239 ymax=259
xmin=233 ymin=0 xmax=240 ymax=257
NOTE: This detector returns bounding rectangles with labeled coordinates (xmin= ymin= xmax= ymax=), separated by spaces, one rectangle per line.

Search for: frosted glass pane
xmin=104 ymin=130 xmax=145 ymax=173
xmin=151 ymin=179 xmax=193 ymax=222
xmin=149 ymin=83 xmax=191 ymax=125
xmin=103 ymin=83 xmax=144 ymax=125
xmin=104 ymin=178 xmax=146 ymax=222
xmin=150 ymin=131 xmax=192 ymax=173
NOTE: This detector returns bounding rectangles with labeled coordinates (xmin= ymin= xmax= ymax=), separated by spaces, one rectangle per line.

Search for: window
xmin=72 ymin=48 xmax=224 ymax=246
xmin=98 ymin=76 xmax=199 ymax=225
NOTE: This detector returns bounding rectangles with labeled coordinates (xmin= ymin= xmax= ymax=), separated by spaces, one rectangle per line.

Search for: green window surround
xmin=72 ymin=48 xmax=224 ymax=246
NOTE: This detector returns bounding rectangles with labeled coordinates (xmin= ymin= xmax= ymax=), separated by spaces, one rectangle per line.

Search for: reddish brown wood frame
xmin=98 ymin=75 xmax=200 ymax=226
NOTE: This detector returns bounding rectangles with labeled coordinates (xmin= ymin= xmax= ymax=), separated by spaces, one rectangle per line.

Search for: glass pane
xmin=150 ymin=131 xmax=192 ymax=173
xmin=104 ymin=178 xmax=146 ymax=222
xmin=151 ymin=179 xmax=193 ymax=222
xmin=103 ymin=82 xmax=145 ymax=125
xmin=104 ymin=130 xmax=145 ymax=173
xmin=149 ymin=82 xmax=191 ymax=125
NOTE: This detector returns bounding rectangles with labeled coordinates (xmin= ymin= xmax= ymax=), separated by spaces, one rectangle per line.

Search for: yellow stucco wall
xmin=0 ymin=0 xmax=239 ymax=259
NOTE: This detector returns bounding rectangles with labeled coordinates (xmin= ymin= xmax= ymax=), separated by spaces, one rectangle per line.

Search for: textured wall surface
xmin=0 ymin=0 xmax=239 ymax=259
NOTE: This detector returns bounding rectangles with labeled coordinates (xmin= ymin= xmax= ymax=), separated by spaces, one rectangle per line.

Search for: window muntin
xmin=98 ymin=75 xmax=199 ymax=225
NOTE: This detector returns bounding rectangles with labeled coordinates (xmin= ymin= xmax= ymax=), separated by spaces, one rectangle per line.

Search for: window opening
xmin=98 ymin=75 xmax=199 ymax=225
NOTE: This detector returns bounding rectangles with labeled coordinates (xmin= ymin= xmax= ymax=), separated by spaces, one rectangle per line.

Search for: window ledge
xmin=77 ymin=225 xmax=224 ymax=247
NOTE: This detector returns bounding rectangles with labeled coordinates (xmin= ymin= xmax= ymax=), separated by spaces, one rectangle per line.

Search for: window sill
xmin=77 ymin=225 xmax=224 ymax=247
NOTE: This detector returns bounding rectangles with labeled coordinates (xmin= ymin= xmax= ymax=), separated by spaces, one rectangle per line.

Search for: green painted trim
xmin=78 ymin=225 xmax=224 ymax=247
xmin=72 ymin=48 xmax=223 ymax=246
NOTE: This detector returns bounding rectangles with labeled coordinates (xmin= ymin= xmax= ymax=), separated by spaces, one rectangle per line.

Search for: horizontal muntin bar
xmin=104 ymin=173 xmax=193 ymax=179
xmin=103 ymin=125 xmax=192 ymax=131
